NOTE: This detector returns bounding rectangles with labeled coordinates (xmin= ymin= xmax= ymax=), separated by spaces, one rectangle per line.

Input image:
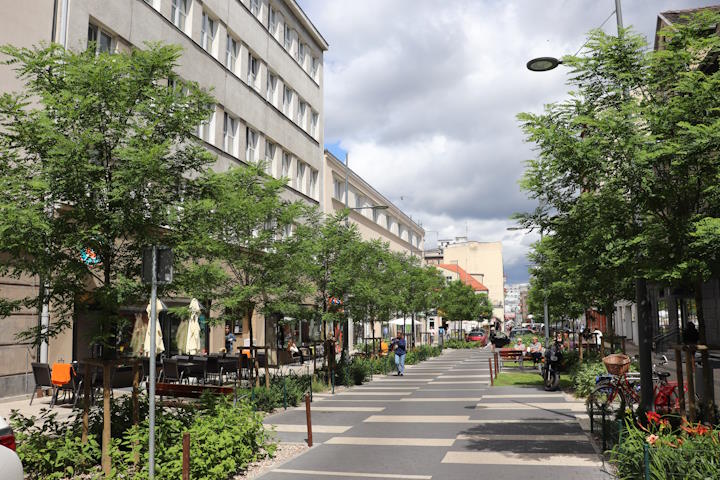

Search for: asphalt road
xmin=260 ymin=348 xmax=612 ymax=480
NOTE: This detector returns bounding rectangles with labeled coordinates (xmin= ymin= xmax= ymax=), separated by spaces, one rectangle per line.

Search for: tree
xmin=439 ymin=280 xmax=483 ymax=336
xmin=0 ymin=43 xmax=214 ymax=349
xmin=173 ymin=163 xmax=314 ymax=360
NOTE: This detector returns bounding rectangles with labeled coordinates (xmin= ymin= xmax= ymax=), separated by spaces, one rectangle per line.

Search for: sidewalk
xmin=259 ymin=348 xmax=610 ymax=480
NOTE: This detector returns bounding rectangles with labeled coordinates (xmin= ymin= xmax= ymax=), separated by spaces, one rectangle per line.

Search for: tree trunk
xmin=694 ymin=279 xmax=715 ymax=422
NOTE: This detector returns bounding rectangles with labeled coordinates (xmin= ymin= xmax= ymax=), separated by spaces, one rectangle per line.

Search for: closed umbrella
xmin=185 ymin=298 xmax=203 ymax=355
xmin=144 ymin=299 xmax=166 ymax=355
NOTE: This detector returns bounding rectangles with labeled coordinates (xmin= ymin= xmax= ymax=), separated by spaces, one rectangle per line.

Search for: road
xmin=260 ymin=348 xmax=611 ymax=480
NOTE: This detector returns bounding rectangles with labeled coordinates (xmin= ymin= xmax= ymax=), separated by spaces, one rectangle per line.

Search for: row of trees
xmin=0 ymin=43 xmax=490 ymax=353
xmin=517 ymin=12 xmax=720 ymax=413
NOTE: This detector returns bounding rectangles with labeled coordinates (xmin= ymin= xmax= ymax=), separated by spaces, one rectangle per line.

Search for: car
xmin=509 ymin=327 xmax=533 ymax=339
xmin=0 ymin=417 xmax=22 ymax=480
xmin=465 ymin=330 xmax=487 ymax=343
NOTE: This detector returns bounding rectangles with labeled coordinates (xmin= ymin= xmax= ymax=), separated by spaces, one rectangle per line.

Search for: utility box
xmin=142 ymin=246 xmax=173 ymax=285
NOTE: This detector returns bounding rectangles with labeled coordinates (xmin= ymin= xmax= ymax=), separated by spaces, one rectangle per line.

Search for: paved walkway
xmin=260 ymin=348 xmax=611 ymax=480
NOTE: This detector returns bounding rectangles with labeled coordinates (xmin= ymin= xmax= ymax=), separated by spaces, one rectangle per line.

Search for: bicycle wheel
xmin=589 ymin=382 xmax=618 ymax=412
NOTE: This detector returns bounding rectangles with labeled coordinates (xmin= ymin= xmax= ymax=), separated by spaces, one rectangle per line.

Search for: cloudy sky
xmin=297 ymin=0 xmax=719 ymax=284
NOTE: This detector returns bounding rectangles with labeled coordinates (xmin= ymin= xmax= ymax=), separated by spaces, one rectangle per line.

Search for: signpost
xmin=142 ymin=246 xmax=172 ymax=480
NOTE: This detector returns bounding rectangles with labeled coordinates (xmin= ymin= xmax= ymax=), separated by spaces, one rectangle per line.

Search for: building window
xmin=373 ymin=208 xmax=381 ymax=223
xmin=281 ymin=152 xmax=291 ymax=180
xmin=297 ymin=101 xmax=307 ymax=128
xmin=310 ymin=111 xmax=319 ymax=138
xmin=284 ymin=24 xmax=292 ymax=51
xmin=197 ymin=108 xmax=216 ymax=143
xmin=268 ymin=7 xmax=278 ymax=37
xmin=223 ymin=112 xmax=237 ymax=156
xmin=246 ymin=127 xmax=258 ymax=163
xmin=225 ymin=34 xmax=238 ymax=72
xmin=283 ymin=86 xmax=293 ymax=117
xmin=250 ymin=0 xmax=260 ymax=17
xmin=171 ymin=0 xmax=188 ymax=32
xmin=311 ymin=57 xmax=319 ymax=80
xmin=247 ymin=52 xmax=259 ymax=89
xmin=87 ymin=23 xmax=115 ymax=54
xmin=201 ymin=12 xmax=216 ymax=54
xmin=296 ymin=161 xmax=306 ymax=192
xmin=297 ymin=42 xmax=306 ymax=66
xmin=144 ymin=0 xmax=160 ymax=10
xmin=309 ymin=169 xmax=318 ymax=198
xmin=266 ymin=73 xmax=277 ymax=104
xmin=265 ymin=141 xmax=276 ymax=175
xmin=333 ymin=178 xmax=344 ymax=201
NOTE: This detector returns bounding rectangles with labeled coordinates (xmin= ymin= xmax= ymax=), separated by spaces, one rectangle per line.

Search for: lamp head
xmin=526 ymin=57 xmax=562 ymax=72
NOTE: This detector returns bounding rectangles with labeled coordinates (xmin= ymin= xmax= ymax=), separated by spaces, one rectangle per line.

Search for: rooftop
xmin=436 ymin=263 xmax=489 ymax=292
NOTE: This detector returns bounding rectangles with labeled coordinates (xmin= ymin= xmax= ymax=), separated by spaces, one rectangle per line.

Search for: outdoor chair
xmin=51 ymin=364 xmax=79 ymax=407
xmin=160 ymin=358 xmax=183 ymax=384
xmin=30 ymin=362 xmax=55 ymax=406
xmin=187 ymin=356 xmax=208 ymax=384
xmin=206 ymin=356 xmax=221 ymax=384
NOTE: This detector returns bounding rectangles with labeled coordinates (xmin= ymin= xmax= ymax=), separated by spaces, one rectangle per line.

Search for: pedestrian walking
xmin=391 ymin=332 xmax=407 ymax=376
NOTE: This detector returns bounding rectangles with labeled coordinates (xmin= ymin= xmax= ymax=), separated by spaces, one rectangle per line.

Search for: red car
xmin=465 ymin=330 xmax=487 ymax=344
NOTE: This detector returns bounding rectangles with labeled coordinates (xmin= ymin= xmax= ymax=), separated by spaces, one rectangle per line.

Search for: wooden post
xmin=494 ymin=352 xmax=499 ymax=376
xmin=254 ymin=347 xmax=260 ymax=388
xmin=132 ymin=361 xmax=140 ymax=465
xmin=698 ymin=345 xmax=715 ymax=422
xmin=82 ymin=363 xmax=91 ymax=444
xmin=102 ymin=363 xmax=111 ymax=477
xmin=674 ymin=346 xmax=685 ymax=416
xmin=579 ymin=336 xmax=584 ymax=364
xmin=305 ymin=394 xmax=313 ymax=447
xmin=264 ymin=346 xmax=270 ymax=389
xmin=685 ymin=347 xmax=696 ymax=422
xmin=488 ymin=358 xmax=494 ymax=386
xmin=182 ymin=432 xmax=190 ymax=480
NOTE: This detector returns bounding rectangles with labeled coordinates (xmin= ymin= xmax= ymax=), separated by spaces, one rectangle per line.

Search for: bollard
xmin=494 ymin=352 xmax=499 ymax=376
xmin=488 ymin=358 xmax=494 ymax=386
xmin=617 ymin=418 xmax=623 ymax=447
xmin=601 ymin=404 xmax=607 ymax=452
xmin=283 ymin=375 xmax=287 ymax=410
xmin=305 ymin=394 xmax=313 ymax=447
xmin=643 ymin=443 xmax=650 ymax=480
xmin=590 ymin=402 xmax=594 ymax=434
xmin=182 ymin=432 xmax=190 ymax=480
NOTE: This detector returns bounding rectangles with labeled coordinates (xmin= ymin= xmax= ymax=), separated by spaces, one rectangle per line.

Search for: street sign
xmin=142 ymin=246 xmax=173 ymax=284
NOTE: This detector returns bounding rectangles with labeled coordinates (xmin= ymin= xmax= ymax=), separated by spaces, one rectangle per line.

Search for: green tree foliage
xmin=518 ymin=11 xmax=720 ymax=327
xmin=173 ymin=163 xmax=313 ymax=348
xmin=439 ymin=280 xmax=484 ymax=330
xmin=0 ymin=43 xmax=214 ymax=345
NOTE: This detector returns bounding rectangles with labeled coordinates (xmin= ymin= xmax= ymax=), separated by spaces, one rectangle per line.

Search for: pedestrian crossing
xmin=261 ymin=349 xmax=608 ymax=480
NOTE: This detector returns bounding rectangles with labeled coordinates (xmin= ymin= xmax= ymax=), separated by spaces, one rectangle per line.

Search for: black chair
xmin=161 ymin=358 xmax=183 ymax=383
xmin=111 ymin=366 xmax=135 ymax=389
xmin=187 ymin=356 xmax=208 ymax=384
xmin=30 ymin=362 xmax=55 ymax=406
xmin=206 ymin=356 xmax=222 ymax=384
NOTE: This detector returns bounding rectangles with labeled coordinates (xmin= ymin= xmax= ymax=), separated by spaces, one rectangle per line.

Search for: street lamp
xmin=526 ymin=57 xmax=562 ymax=72
xmin=507 ymin=225 xmax=550 ymax=346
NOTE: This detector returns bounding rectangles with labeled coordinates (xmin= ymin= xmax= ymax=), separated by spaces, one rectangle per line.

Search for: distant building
xmin=424 ymin=238 xmax=504 ymax=319
xmin=505 ymin=283 xmax=529 ymax=324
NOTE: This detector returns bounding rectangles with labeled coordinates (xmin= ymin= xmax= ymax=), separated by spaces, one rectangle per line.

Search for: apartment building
xmin=0 ymin=0 xmax=327 ymax=397
xmin=424 ymin=238 xmax=505 ymax=320
xmin=323 ymin=151 xmax=424 ymax=256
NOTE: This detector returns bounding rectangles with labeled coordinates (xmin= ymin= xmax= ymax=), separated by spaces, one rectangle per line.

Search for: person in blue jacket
xmin=391 ymin=332 xmax=407 ymax=376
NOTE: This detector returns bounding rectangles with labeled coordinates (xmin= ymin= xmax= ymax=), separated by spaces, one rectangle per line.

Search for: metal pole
xmin=344 ymin=153 xmax=349 ymax=224
xmin=148 ymin=246 xmax=157 ymax=480
xmin=614 ymin=0 xmax=623 ymax=31
xmin=541 ymin=230 xmax=549 ymax=346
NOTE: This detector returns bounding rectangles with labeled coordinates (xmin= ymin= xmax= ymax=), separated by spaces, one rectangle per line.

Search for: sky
xmin=297 ymin=0 xmax=720 ymax=284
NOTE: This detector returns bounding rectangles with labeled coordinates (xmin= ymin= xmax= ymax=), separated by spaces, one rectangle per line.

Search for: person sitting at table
xmin=515 ymin=338 xmax=526 ymax=351
xmin=528 ymin=337 xmax=543 ymax=364
xmin=287 ymin=339 xmax=304 ymax=364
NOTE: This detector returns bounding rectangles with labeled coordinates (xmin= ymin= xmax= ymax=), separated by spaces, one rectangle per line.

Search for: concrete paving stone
xmin=430 ymin=464 xmax=612 ymax=480
xmin=476 ymin=402 xmax=587 ymax=412
xmin=291 ymin=406 xmax=385 ymax=412
xmin=338 ymin=422 xmax=472 ymax=439
xmin=451 ymin=438 xmax=597 ymax=454
xmin=441 ymin=451 xmax=603 ymax=468
xmin=458 ymin=422 xmax=585 ymax=436
xmin=265 ymin=410 xmax=373 ymax=426
xmin=325 ymin=436 xmax=455 ymax=447
xmin=469 ymin=409 xmax=582 ymax=421
xmin=265 ymin=469 xmax=432 ymax=479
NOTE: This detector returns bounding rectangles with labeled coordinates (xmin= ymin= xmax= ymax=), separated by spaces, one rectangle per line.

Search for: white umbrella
xmin=389 ymin=318 xmax=421 ymax=325
xmin=185 ymin=298 xmax=202 ymax=355
xmin=144 ymin=299 xmax=166 ymax=355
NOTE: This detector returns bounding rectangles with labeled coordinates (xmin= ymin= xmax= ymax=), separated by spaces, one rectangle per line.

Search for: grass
xmin=493 ymin=371 xmax=572 ymax=389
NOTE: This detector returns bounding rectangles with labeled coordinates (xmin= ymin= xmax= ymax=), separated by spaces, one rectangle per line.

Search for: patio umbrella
xmin=185 ymin=298 xmax=203 ymax=355
xmin=144 ymin=299 xmax=166 ymax=355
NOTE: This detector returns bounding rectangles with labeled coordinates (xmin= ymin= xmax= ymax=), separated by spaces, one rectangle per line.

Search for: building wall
xmin=322 ymin=151 xmax=424 ymax=256
xmin=442 ymin=242 xmax=504 ymax=319
xmin=0 ymin=0 xmax=326 ymax=397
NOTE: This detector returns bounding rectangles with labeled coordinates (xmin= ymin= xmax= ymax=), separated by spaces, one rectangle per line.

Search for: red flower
xmin=647 ymin=434 xmax=659 ymax=445
xmin=696 ymin=425 xmax=709 ymax=436
xmin=646 ymin=411 xmax=662 ymax=424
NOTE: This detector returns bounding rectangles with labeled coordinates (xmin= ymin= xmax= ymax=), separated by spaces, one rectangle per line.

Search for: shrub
xmin=610 ymin=413 xmax=720 ymax=480
xmin=445 ymin=339 xmax=483 ymax=349
xmin=572 ymin=360 xmax=608 ymax=397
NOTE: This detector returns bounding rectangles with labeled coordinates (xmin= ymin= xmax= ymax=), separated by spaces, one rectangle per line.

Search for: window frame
xmin=247 ymin=52 xmax=260 ymax=88
xmin=171 ymin=0 xmax=188 ymax=32
xmin=225 ymin=34 xmax=238 ymax=72
xmin=265 ymin=140 xmax=276 ymax=174
xmin=246 ymin=127 xmax=259 ymax=163
xmin=201 ymin=11 xmax=216 ymax=54
xmin=223 ymin=112 xmax=238 ymax=156
xmin=87 ymin=22 xmax=115 ymax=54
xmin=281 ymin=152 xmax=292 ymax=180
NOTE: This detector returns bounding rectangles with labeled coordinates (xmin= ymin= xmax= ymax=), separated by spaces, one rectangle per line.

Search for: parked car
xmin=465 ymin=330 xmax=487 ymax=344
xmin=0 ymin=417 xmax=22 ymax=479
xmin=509 ymin=327 xmax=533 ymax=339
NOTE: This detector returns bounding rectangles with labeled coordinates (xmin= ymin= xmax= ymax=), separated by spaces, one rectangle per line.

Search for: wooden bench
xmin=155 ymin=382 xmax=236 ymax=405
xmin=499 ymin=349 xmax=535 ymax=370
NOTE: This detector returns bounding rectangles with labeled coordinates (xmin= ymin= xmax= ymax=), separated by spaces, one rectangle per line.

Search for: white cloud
xmin=299 ymin=0 xmax=720 ymax=282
